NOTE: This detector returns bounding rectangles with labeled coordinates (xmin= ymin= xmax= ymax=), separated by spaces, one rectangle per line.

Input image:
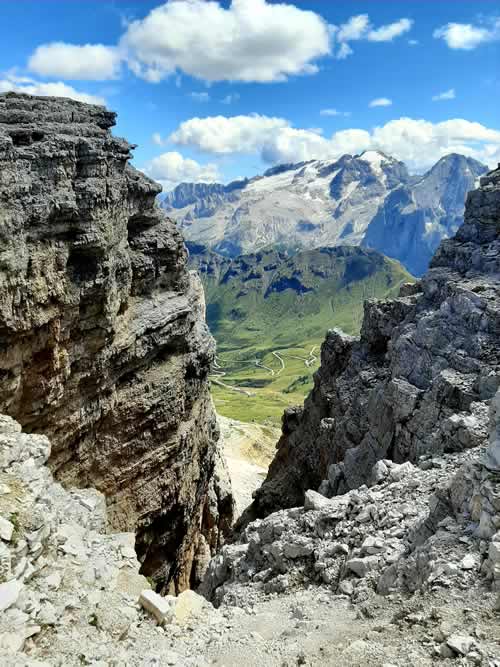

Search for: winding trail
xmin=210 ymin=356 xmax=255 ymax=396
xmin=275 ymin=345 xmax=319 ymax=369
xmin=210 ymin=377 xmax=255 ymax=396
xmin=271 ymin=351 xmax=286 ymax=376
xmin=210 ymin=345 xmax=319 ymax=395
xmin=255 ymin=360 xmax=275 ymax=376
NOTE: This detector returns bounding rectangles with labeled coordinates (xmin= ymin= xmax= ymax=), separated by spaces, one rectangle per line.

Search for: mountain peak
xmin=162 ymin=152 xmax=484 ymax=275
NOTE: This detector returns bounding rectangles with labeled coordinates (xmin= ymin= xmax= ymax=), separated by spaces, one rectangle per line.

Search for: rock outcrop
xmin=251 ymin=163 xmax=500 ymax=518
xmin=0 ymin=92 xmax=233 ymax=592
xmin=202 ymin=399 xmax=500 ymax=645
xmin=0 ymin=412 xmax=223 ymax=665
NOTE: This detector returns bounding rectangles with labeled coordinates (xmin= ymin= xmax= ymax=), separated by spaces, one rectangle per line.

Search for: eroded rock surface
xmin=0 ymin=92 xmax=233 ymax=592
xmin=251 ymin=164 xmax=500 ymax=517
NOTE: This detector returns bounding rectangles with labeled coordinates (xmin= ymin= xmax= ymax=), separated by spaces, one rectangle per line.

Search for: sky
xmin=1 ymin=0 xmax=499 ymax=190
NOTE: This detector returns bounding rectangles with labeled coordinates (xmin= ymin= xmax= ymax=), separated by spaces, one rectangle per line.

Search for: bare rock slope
xmin=2 ymin=409 xmax=499 ymax=666
xmin=0 ymin=92 xmax=233 ymax=592
xmin=251 ymin=163 xmax=500 ymax=517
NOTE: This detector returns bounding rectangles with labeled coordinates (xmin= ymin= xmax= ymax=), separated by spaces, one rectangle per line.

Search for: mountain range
xmin=162 ymin=152 xmax=487 ymax=276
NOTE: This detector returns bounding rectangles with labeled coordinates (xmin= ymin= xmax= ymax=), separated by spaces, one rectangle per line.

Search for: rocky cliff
xmin=0 ymin=92 xmax=233 ymax=593
xmin=5 ymin=411 xmax=497 ymax=665
xmin=251 ymin=162 xmax=500 ymax=518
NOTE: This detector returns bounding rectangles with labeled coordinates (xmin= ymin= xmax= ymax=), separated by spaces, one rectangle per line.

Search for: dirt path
xmin=219 ymin=415 xmax=279 ymax=518
xmin=271 ymin=350 xmax=286 ymax=375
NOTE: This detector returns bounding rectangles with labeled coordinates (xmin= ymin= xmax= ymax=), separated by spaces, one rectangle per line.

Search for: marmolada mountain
xmin=0 ymin=92 xmax=499 ymax=666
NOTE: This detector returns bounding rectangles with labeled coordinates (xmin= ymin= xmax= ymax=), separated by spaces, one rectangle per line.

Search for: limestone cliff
xmin=0 ymin=92 xmax=233 ymax=592
xmin=252 ymin=163 xmax=500 ymax=517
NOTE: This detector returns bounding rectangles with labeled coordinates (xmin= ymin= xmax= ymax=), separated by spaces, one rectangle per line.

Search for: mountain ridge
xmin=163 ymin=151 xmax=487 ymax=276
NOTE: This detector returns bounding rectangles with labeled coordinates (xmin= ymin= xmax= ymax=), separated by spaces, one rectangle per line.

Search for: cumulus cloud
xmin=432 ymin=88 xmax=456 ymax=101
xmin=168 ymin=113 xmax=500 ymax=170
xmin=25 ymin=3 xmax=417 ymax=85
xmin=142 ymin=151 xmax=220 ymax=190
xmin=367 ymin=18 xmax=413 ymax=42
xmin=369 ymin=97 xmax=392 ymax=108
xmin=121 ymin=0 xmax=331 ymax=83
xmin=320 ymin=108 xmax=351 ymax=117
xmin=0 ymin=74 xmax=105 ymax=105
xmin=170 ymin=114 xmax=290 ymax=154
xmin=334 ymin=14 xmax=413 ymax=58
xmin=28 ymin=43 xmax=120 ymax=80
xmin=190 ymin=91 xmax=210 ymax=102
xmin=434 ymin=19 xmax=500 ymax=50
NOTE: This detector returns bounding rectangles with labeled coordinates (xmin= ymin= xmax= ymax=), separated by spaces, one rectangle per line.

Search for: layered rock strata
xmin=0 ymin=92 xmax=233 ymax=592
xmin=252 ymin=164 xmax=500 ymax=517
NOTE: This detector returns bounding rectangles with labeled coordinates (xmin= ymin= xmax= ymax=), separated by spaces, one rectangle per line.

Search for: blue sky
xmin=1 ymin=0 xmax=499 ymax=189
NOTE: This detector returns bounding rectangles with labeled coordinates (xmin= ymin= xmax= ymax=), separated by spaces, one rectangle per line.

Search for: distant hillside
xmin=163 ymin=152 xmax=487 ymax=276
xmin=189 ymin=244 xmax=413 ymax=423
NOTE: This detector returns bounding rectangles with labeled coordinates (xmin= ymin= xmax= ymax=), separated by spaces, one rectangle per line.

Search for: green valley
xmin=188 ymin=244 xmax=414 ymax=424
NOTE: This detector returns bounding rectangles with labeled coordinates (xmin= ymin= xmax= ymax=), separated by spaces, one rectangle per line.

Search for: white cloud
xmin=434 ymin=19 xmax=500 ymax=50
xmin=367 ymin=18 xmax=413 ymax=42
xmin=337 ymin=14 xmax=370 ymax=42
xmin=25 ymin=4 xmax=416 ymax=85
xmin=0 ymin=74 xmax=105 ymax=105
xmin=336 ymin=42 xmax=353 ymax=60
xmin=320 ymin=108 xmax=351 ymax=117
xmin=190 ymin=91 xmax=210 ymax=102
xmin=168 ymin=113 xmax=500 ymax=170
xmin=28 ymin=43 xmax=120 ymax=80
xmin=152 ymin=132 xmax=164 ymax=146
xmin=170 ymin=114 xmax=290 ymax=154
xmin=142 ymin=151 xmax=220 ymax=190
xmin=432 ymin=88 xmax=456 ymax=101
xmin=121 ymin=0 xmax=331 ymax=83
xmin=369 ymin=97 xmax=392 ymax=108
xmin=335 ymin=14 xmax=413 ymax=58
xmin=408 ymin=39 xmax=419 ymax=46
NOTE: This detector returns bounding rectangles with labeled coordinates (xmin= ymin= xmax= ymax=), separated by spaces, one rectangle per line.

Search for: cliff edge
xmin=251 ymin=163 xmax=500 ymax=516
xmin=0 ymin=92 xmax=233 ymax=592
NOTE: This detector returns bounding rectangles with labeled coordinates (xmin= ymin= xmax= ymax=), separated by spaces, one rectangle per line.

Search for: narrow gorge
xmin=0 ymin=93 xmax=499 ymax=666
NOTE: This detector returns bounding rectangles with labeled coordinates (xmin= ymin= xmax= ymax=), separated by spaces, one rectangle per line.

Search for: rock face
xmin=0 ymin=92 xmax=233 ymax=592
xmin=203 ymin=418 xmax=500 ymax=620
xmin=251 ymin=163 xmax=500 ymax=518
xmin=162 ymin=152 xmax=487 ymax=275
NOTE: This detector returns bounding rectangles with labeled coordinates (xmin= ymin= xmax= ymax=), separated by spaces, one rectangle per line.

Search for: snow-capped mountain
xmin=161 ymin=151 xmax=487 ymax=275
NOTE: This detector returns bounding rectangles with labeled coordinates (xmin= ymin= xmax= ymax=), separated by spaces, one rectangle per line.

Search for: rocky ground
xmin=1 ymin=409 xmax=499 ymax=666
